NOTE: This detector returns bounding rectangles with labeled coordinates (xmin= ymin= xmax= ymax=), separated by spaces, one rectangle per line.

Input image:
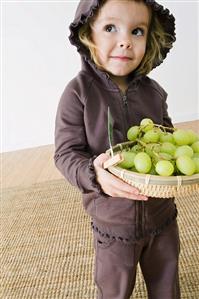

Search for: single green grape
xmin=173 ymin=129 xmax=190 ymax=145
xmin=140 ymin=118 xmax=154 ymax=132
xmin=130 ymin=144 xmax=142 ymax=153
xmin=192 ymin=157 xmax=199 ymax=173
xmin=155 ymin=160 xmax=174 ymax=176
xmin=176 ymin=155 xmax=196 ymax=175
xmin=143 ymin=129 xmax=160 ymax=143
xmin=127 ymin=126 xmax=139 ymax=141
xmin=145 ymin=147 xmax=153 ymax=158
xmin=160 ymin=142 xmax=176 ymax=156
xmin=158 ymin=152 xmax=173 ymax=161
xmin=159 ymin=132 xmax=175 ymax=144
xmin=186 ymin=130 xmax=198 ymax=145
xmin=147 ymin=143 xmax=161 ymax=153
xmin=134 ymin=152 xmax=152 ymax=174
xmin=191 ymin=141 xmax=199 ymax=153
xmin=118 ymin=151 xmax=136 ymax=169
xmin=174 ymin=145 xmax=194 ymax=159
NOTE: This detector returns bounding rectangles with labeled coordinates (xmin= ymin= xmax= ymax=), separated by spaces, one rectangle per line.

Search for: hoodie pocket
xmin=83 ymin=193 xmax=136 ymax=225
xmin=82 ymin=192 xmax=108 ymax=218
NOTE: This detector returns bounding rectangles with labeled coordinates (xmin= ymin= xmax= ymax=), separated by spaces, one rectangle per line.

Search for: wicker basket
xmin=106 ymin=141 xmax=199 ymax=198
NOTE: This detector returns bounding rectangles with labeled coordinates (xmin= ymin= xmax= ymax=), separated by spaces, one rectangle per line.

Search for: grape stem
xmin=154 ymin=124 xmax=176 ymax=132
xmin=135 ymin=138 xmax=173 ymax=163
xmin=136 ymin=139 xmax=147 ymax=147
xmin=135 ymin=139 xmax=159 ymax=157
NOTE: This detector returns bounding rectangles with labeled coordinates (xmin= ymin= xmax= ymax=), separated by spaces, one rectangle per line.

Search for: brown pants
xmin=93 ymin=220 xmax=180 ymax=299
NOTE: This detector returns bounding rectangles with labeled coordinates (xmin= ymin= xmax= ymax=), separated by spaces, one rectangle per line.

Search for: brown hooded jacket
xmin=54 ymin=0 xmax=177 ymax=242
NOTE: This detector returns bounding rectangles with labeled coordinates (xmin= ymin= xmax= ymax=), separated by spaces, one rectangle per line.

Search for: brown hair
xmin=78 ymin=0 xmax=174 ymax=75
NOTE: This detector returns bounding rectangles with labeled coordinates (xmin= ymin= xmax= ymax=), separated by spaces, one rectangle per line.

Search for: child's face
xmin=91 ymin=0 xmax=151 ymax=80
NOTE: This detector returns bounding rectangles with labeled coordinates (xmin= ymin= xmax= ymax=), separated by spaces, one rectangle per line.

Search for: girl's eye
xmin=104 ymin=24 xmax=117 ymax=32
xmin=132 ymin=28 xmax=144 ymax=36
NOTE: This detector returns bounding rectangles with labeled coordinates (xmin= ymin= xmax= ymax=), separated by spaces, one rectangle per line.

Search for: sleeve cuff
xmin=87 ymin=156 xmax=105 ymax=194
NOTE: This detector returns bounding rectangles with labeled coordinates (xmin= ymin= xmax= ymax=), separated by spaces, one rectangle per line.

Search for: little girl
xmin=54 ymin=0 xmax=180 ymax=298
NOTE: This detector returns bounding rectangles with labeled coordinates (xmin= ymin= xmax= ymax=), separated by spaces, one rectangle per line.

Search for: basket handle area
xmin=103 ymin=153 xmax=123 ymax=169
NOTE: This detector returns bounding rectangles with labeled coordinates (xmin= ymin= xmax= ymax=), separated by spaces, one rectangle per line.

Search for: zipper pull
xmin=122 ymin=95 xmax=128 ymax=106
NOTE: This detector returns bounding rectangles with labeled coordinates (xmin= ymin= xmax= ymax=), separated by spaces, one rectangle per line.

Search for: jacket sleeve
xmin=54 ymin=85 xmax=102 ymax=194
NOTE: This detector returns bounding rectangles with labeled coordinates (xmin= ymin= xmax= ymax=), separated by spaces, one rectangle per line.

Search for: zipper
xmin=137 ymin=201 xmax=145 ymax=239
xmin=141 ymin=201 xmax=145 ymax=237
xmin=120 ymin=92 xmax=129 ymax=138
xmin=122 ymin=94 xmax=128 ymax=106
xmin=121 ymin=91 xmax=145 ymax=238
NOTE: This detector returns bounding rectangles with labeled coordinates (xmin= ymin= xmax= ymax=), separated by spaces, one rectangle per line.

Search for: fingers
xmin=114 ymin=181 xmax=148 ymax=201
xmin=117 ymin=192 xmax=148 ymax=201
xmin=111 ymin=188 xmax=148 ymax=201
xmin=100 ymin=169 xmax=148 ymax=201
xmin=107 ymin=186 xmax=148 ymax=201
xmin=94 ymin=153 xmax=148 ymax=201
xmin=94 ymin=153 xmax=110 ymax=168
xmin=113 ymin=175 xmax=139 ymax=194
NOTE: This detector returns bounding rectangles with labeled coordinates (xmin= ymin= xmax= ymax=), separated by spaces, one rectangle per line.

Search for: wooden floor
xmin=1 ymin=120 xmax=199 ymax=189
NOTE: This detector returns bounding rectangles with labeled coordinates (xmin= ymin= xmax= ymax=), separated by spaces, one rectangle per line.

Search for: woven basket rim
xmin=106 ymin=141 xmax=199 ymax=187
xmin=108 ymin=165 xmax=199 ymax=186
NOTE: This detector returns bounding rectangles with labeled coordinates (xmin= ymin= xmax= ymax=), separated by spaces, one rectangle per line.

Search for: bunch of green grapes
xmin=118 ymin=118 xmax=199 ymax=176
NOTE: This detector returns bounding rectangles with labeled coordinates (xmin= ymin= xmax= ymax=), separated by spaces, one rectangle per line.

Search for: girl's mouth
xmin=110 ymin=56 xmax=132 ymax=61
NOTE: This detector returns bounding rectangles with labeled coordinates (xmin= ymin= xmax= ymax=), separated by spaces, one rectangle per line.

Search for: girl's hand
xmin=93 ymin=153 xmax=148 ymax=201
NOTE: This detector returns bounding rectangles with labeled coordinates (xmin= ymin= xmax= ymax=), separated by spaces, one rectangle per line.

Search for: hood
xmin=69 ymin=0 xmax=176 ymax=71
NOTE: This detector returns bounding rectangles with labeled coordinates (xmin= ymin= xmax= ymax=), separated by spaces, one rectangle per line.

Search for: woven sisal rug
xmin=1 ymin=180 xmax=199 ymax=299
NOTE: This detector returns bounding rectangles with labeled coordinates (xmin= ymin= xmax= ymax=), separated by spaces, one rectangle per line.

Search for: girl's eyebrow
xmin=136 ymin=22 xmax=149 ymax=28
xmin=97 ymin=16 xmax=120 ymax=23
xmin=98 ymin=17 xmax=149 ymax=27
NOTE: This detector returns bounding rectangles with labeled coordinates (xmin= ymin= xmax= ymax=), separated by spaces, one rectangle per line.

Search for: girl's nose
xmin=118 ymin=39 xmax=132 ymax=49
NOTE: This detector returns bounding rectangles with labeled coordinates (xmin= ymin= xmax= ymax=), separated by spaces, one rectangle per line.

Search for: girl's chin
xmin=106 ymin=66 xmax=136 ymax=77
xmin=108 ymin=70 xmax=132 ymax=77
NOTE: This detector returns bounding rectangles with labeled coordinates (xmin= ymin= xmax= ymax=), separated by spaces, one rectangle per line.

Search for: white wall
xmin=1 ymin=1 xmax=199 ymax=152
